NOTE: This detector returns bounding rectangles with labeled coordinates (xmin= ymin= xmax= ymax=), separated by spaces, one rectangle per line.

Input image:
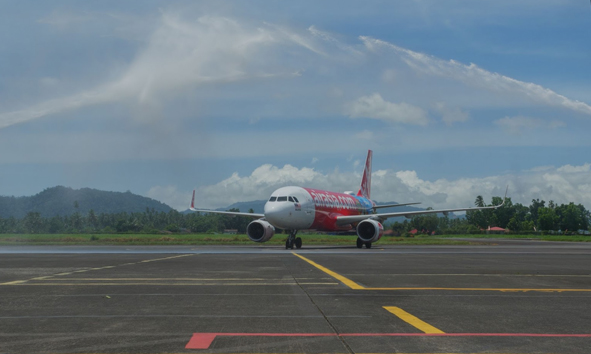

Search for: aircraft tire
xmin=356 ymin=238 xmax=363 ymax=249
xmin=285 ymin=239 xmax=290 ymax=249
xmin=295 ymin=237 xmax=302 ymax=249
xmin=365 ymin=242 xmax=372 ymax=249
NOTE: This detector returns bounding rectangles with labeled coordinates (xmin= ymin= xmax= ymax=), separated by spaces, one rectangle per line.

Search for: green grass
xmin=0 ymin=233 xmax=588 ymax=245
xmin=422 ymin=233 xmax=591 ymax=242
xmin=0 ymin=233 xmax=475 ymax=246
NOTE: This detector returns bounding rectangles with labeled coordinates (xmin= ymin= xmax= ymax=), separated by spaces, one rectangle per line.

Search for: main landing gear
xmin=286 ymin=230 xmax=302 ymax=249
xmin=356 ymin=237 xmax=372 ymax=249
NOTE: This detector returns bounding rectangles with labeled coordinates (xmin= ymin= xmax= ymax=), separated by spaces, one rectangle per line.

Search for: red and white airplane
xmin=190 ymin=150 xmax=506 ymax=249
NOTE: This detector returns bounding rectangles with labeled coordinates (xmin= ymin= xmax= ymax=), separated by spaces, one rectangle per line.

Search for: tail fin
xmin=190 ymin=190 xmax=196 ymax=210
xmin=357 ymin=150 xmax=372 ymax=199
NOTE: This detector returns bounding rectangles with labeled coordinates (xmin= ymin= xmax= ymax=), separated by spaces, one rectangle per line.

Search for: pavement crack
xmin=286 ymin=257 xmax=355 ymax=354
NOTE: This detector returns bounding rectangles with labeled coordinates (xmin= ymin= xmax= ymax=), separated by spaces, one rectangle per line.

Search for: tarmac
xmin=1 ymin=240 xmax=590 ymax=353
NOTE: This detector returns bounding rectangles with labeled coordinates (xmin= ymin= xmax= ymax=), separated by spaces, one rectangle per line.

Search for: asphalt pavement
xmin=1 ymin=242 xmax=590 ymax=353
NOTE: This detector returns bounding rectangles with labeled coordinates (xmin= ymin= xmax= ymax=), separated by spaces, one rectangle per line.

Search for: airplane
xmin=190 ymin=150 xmax=507 ymax=249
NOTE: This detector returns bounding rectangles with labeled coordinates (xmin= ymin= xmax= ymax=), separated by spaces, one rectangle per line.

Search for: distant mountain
xmin=0 ymin=186 xmax=172 ymax=218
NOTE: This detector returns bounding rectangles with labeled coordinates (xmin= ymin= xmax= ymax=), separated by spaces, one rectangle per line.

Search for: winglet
xmin=496 ymin=185 xmax=509 ymax=208
xmin=190 ymin=190 xmax=196 ymax=210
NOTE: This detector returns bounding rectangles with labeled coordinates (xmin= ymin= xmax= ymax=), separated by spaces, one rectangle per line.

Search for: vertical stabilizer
xmin=357 ymin=150 xmax=372 ymax=199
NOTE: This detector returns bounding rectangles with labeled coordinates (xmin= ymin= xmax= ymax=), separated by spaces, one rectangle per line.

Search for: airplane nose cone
xmin=264 ymin=202 xmax=288 ymax=225
xmin=264 ymin=202 xmax=279 ymax=220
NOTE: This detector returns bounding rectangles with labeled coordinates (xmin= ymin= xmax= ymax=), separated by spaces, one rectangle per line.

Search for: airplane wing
xmin=190 ymin=190 xmax=265 ymax=218
xmin=373 ymin=202 xmax=421 ymax=210
xmin=337 ymin=188 xmax=508 ymax=227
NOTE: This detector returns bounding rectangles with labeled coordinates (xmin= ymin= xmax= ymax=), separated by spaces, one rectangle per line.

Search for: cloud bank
xmin=0 ymin=14 xmax=319 ymax=129
xmin=153 ymin=162 xmax=591 ymax=210
xmin=346 ymin=93 xmax=429 ymax=126
xmin=361 ymin=36 xmax=591 ymax=116
xmin=2 ymin=14 xmax=590 ymax=132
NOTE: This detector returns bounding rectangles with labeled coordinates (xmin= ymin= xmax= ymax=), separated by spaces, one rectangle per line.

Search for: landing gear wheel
xmin=356 ymin=238 xmax=363 ymax=249
xmin=365 ymin=242 xmax=372 ymax=249
xmin=286 ymin=230 xmax=298 ymax=250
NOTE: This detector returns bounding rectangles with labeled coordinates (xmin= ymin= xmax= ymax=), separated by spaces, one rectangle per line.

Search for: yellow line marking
xmin=384 ymin=306 xmax=444 ymax=334
xmin=291 ymin=253 xmax=591 ymax=293
xmin=0 ymin=280 xmax=29 ymax=285
xmin=292 ymin=253 xmax=364 ymax=289
xmin=0 ymin=254 xmax=196 ymax=285
xmin=137 ymin=254 xmax=194 ymax=263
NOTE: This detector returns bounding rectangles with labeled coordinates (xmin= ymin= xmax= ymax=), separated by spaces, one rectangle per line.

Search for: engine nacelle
xmin=247 ymin=220 xmax=275 ymax=243
xmin=356 ymin=219 xmax=384 ymax=243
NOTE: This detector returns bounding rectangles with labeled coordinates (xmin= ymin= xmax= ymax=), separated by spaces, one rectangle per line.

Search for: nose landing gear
xmin=285 ymin=230 xmax=302 ymax=249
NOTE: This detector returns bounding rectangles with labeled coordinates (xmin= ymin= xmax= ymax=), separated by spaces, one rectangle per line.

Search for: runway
xmin=1 ymin=242 xmax=590 ymax=353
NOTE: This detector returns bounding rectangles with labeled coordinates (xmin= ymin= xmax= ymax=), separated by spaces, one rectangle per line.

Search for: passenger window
xmin=277 ymin=196 xmax=287 ymax=202
xmin=293 ymin=196 xmax=299 ymax=203
xmin=288 ymin=196 xmax=294 ymax=202
xmin=269 ymin=197 xmax=277 ymax=202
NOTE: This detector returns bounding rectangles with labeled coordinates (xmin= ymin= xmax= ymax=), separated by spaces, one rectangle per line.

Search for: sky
xmin=1 ymin=0 xmax=590 ymax=211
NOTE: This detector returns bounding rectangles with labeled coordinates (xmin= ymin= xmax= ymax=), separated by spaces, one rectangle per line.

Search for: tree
xmin=557 ymin=203 xmax=585 ymax=232
xmin=538 ymin=207 xmax=558 ymax=231
xmin=23 ymin=212 xmax=44 ymax=233
xmin=411 ymin=208 xmax=439 ymax=234
xmin=87 ymin=209 xmax=98 ymax=231
xmin=529 ymin=199 xmax=545 ymax=228
xmin=391 ymin=220 xmax=411 ymax=235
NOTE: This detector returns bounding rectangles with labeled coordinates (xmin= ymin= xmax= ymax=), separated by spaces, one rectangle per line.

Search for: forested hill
xmin=0 ymin=186 xmax=173 ymax=218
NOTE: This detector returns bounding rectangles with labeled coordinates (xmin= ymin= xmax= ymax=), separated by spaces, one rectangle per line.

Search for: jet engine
xmin=356 ymin=219 xmax=384 ymax=243
xmin=247 ymin=220 xmax=275 ymax=243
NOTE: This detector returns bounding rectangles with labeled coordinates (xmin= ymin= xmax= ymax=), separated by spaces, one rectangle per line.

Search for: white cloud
xmin=361 ymin=36 xmax=591 ymax=116
xmin=346 ymin=93 xmax=429 ymax=126
xmin=494 ymin=116 xmax=565 ymax=135
xmin=435 ymin=102 xmax=470 ymax=125
xmin=194 ymin=164 xmax=323 ymax=208
xmin=0 ymin=14 xmax=318 ymax=129
xmin=557 ymin=163 xmax=591 ymax=173
xmin=183 ymin=162 xmax=591 ymax=210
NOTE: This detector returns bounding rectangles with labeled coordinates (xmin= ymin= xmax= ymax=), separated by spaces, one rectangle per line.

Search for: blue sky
xmin=1 ymin=0 xmax=590 ymax=210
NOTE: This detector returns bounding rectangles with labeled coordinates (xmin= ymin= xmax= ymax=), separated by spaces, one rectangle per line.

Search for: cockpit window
xmin=288 ymin=196 xmax=294 ymax=202
xmin=277 ymin=196 xmax=288 ymax=202
xmin=269 ymin=196 xmax=277 ymax=202
xmin=292 ymin=196 xmax=299 ymax=203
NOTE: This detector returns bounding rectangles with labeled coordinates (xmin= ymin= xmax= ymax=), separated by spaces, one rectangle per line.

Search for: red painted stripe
xmin=185 ymin=333 xmax=217 ymax=349
xmin=186 ymin=332 xmax=591 ymax=349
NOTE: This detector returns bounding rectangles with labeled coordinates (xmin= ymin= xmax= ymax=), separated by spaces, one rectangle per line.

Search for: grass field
xmin=0 ymin=233 xmax=474 ymax=245
xmin=0 ymin=233 xmax=588 ymax=245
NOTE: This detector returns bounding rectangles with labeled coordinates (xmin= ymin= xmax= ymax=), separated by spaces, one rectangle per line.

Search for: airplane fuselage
xmin=264 ymin=186 xmax=375 ymax=231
